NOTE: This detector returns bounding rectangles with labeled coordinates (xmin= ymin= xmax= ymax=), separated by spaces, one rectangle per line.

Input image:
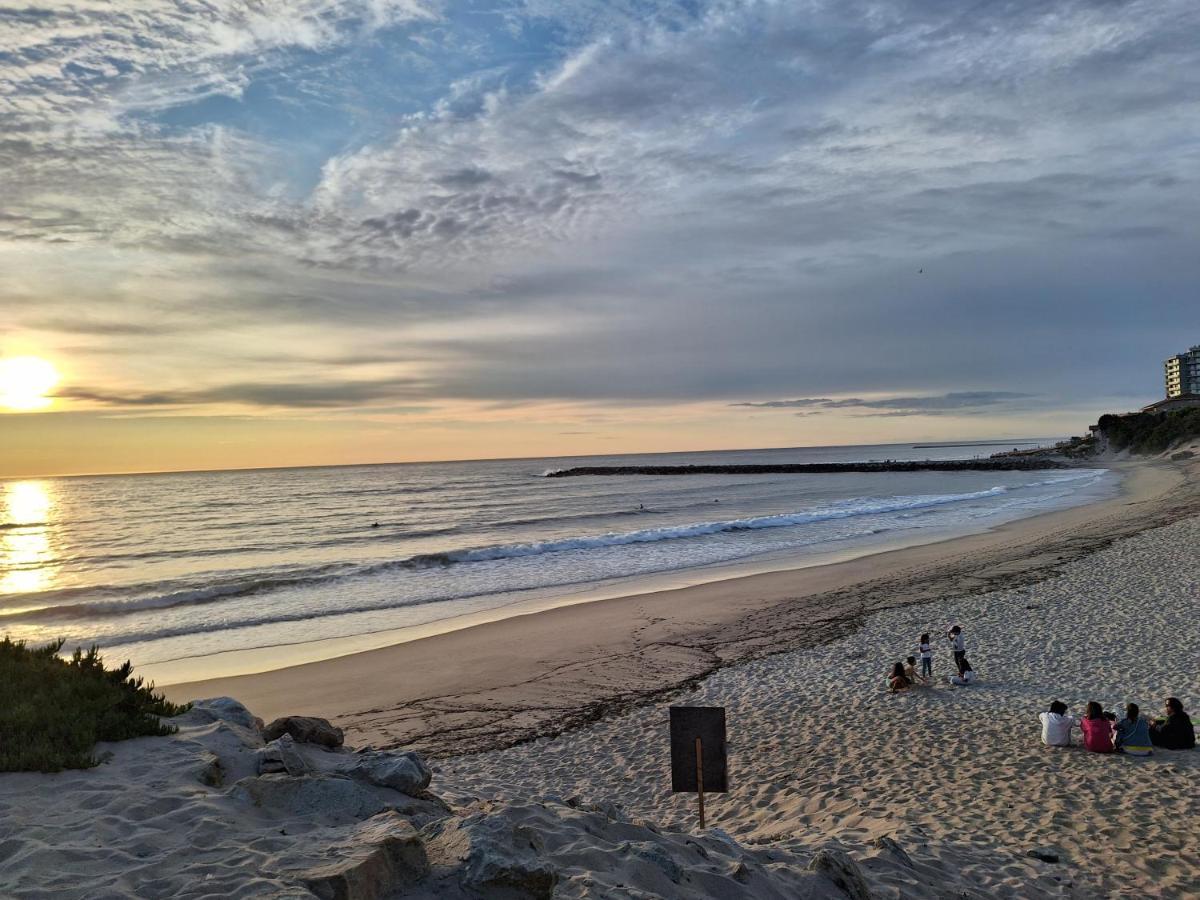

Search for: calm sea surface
xmin=0 ymin=442 xmax=1115 ymax=679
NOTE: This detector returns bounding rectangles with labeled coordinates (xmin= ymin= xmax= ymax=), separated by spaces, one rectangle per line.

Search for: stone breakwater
xmin=544 ymin=458 xmax=1074 ymax=477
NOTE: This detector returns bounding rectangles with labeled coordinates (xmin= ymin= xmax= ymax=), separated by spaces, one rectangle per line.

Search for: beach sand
xmin=166 ymin=458 xmax=1199 ymax=759
xmin=435 ymin=493 xmax=1200 ymax=897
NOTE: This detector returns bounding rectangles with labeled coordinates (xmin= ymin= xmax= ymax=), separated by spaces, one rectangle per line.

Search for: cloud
xmin=59 ymin=376 xmax=427 ymax=410
xmin=2 ymin=0 xmax=1199 ymax=429
xmin=733 ymin=392 xmax=1038 ymax=416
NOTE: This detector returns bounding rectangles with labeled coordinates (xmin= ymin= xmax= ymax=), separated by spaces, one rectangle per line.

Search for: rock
xmin=349 ymin=751 xmax=432 ymax=796
xmin=1171 ymin=450 xmax=1195 ymax=461
xmin=426 ymin=814 xmax=558 ymax=899
xmin=807 ymin=846 xmax=872 ymax=900
xmin=236 ymin=774 xmax=390 ymax=822
xmin=188 ymin=697 xmax=265 ymax=734
xmin=301 ymin=812 xmax=429 ymax=900
xmin=257 ymin=735 xmax=311 ymax=777
xmin=871 ymin=835 xmax=914 ymax=868
xmin=263 ymin=715 xmax=345 ymax=749
xmin=1027 ymin=847 xmax=1061 ymax=863
xmin=196 ymin=751 xmax=224 ymax=788
xmin=627 ymin=841 xmax=682 ymax=884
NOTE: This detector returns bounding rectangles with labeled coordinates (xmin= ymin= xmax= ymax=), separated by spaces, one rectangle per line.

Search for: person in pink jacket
xmin=1079 ymin=701 xmax=1116 ymax=753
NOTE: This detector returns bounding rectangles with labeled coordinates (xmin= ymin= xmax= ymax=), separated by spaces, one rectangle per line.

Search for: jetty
xmin=544 ymin=458 xmax=1074 ymax=477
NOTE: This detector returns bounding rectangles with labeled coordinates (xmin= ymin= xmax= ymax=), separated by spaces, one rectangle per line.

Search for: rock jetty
xmin=545 ymin=458 xmax=1073 ymax=477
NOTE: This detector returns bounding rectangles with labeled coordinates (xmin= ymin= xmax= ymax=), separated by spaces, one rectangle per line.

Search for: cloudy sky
xmin=1 ymin=0 xmax=1198 ymax=475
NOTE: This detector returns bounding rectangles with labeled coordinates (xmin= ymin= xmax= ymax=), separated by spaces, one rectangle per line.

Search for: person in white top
xmin=947 ymin=624 xmax=968 ymax=676
xmin=1039 ymin=700 xmax=1079 ymax=747
xmin=917 ymin=633 xmax=933 ymax=679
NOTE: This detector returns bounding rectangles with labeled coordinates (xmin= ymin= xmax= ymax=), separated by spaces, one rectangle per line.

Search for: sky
xmin=1 ymin=0 xmax=1198 ymax=476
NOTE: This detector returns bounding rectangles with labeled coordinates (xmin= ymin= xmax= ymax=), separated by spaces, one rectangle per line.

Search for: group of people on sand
xmin=886 ymin=625 xmax=974 ymax=693
xmin=1039 ymin=697 xmax=1196 ymax=755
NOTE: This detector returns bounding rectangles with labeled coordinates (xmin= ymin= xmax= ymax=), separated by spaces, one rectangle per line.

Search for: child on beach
xmin=1114 ymin=703 xmax=1153 ymax=756
xmin=946 ymin=624 xmax=967 ymax=676
xmin=1039 ymin=700 xmax=1079 ymax=747
xmin=1079 ymin=701 xmax=1117 ymax=753
xmin=918 ymin=633 xmax=933 ymax=679
xmin=887 ymin=662 xmax=911 ymax=693
xmin=904 ymin=655 xmax=927 ymax=686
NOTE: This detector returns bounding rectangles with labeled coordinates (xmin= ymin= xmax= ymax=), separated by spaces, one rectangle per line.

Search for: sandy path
xmin=165 ymin=459 xmax=1199 ymax=760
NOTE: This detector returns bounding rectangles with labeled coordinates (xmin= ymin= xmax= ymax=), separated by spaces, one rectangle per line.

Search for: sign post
xmin=670 ymin=706 xmax=727 ymax=830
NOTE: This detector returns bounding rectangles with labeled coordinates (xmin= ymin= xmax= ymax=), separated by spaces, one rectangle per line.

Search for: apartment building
xmin=1164 ymin=346 xmax=1200 ymax=399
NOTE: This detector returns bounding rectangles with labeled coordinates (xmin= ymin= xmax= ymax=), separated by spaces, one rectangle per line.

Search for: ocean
xmin=0 ymin=442 xmax=1115 ymax=682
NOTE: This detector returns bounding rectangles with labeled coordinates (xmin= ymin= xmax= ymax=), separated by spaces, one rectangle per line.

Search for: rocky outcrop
xmin=807 ymin=845 xmax=873 ymax=900
xmin=300 ymin=812 xmax=429 ymax=900
xmin=264 ymin=715 xmax=345 ymax=749
xmin=187 ymin=696 xmax=265 ymax=738
xmin=256 ymin=733 xmax=310 ymax=776
xmin=426 ymin=812 xmax=559 ymax=899
xmin=4 ymin=696 xmax=932 ymax=899
xmin=349 ymin=751 xmax=432 ymax=796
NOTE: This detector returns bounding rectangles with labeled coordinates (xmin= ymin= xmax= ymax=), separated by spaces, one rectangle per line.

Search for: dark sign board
xmin=669 ymin=706 xmax=728 ymax=793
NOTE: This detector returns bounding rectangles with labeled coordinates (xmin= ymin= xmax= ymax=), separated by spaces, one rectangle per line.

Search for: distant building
xmin=1165 ymin=345 xmax=1200 ymax=398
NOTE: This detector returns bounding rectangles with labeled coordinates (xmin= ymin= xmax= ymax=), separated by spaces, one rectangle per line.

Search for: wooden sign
xmin=669 ymin=706 xmax=727 ymax=829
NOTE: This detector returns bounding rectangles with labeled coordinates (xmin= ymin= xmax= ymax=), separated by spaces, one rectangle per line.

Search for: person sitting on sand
xmin=1079 ymin=701 xmax=1116 ymax=753
xmin=887 ymin=662 xmax=911 ymax=693
xmin=1149 ymin=697 xmax=1196 ymax=750
xmin=1039 ymin=700 xmax=1079 ymax=747
xmin=1114 ymin=703 xmax=1153 ymax=756
xmin=904 ymin=655 xmax=927 ymax=686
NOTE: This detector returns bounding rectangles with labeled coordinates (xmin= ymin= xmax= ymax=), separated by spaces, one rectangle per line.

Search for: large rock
xmin=236 ymin=774 xmax=392 ymax=823
xmin=257 ymin=734 xmax=311 ymax=776
xmin=349 ymin=751 xmax=432 ymax=796
xmin=807 ymin=846 xmax=872 ymax=900
xmin=300 ymin=812 xmax=429 ymax=900
xmin=187 ymin=697 xmax=265 ymax=734
xmin=264 ymin=715 xmax=345 ymax=749
xmin=871 ymin=835 xmax=914 ymax=869
xmin=427 ymin=814 xmax=558 ymax=899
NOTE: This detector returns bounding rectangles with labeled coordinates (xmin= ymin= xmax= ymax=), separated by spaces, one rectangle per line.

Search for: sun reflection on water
xmin=1 ymin=481 xmax=57 ymax=595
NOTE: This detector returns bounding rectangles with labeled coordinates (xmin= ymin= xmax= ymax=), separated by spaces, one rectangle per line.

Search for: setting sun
xmin=0 ymin=356 xmax=59 ymax=411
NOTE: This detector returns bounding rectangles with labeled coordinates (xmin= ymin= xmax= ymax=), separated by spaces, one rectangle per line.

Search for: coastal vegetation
xmin=1097 ymin=408 xmax=1200 ymax=455
xmin=0 ymin=637 xmax=188 ymax=772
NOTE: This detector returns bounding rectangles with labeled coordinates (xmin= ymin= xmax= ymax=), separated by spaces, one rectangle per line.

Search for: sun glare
xmin=0 ymin=356 xmax=59 ymax=411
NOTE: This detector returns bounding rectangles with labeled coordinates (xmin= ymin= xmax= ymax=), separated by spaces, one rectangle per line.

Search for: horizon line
xmin=0 ymin=436 xmax=1061 ymax=482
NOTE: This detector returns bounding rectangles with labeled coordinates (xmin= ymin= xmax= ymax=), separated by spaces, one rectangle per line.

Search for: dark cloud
xmin=733 ymin=392 xmax=1037 ymax=415
xmin=32 ymin=318 xmax=176 ymax=336
xmin=59 ymin=376 xmax=427 ymax=410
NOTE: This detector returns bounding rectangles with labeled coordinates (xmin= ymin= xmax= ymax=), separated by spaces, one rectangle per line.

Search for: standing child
xmin=947 ymin=625 xmax=967 ymax=676
xmin=918 ymin=633 xmax=933 ymax=679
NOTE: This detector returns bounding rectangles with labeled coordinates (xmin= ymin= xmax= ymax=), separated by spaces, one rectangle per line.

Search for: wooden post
xmin=694 ymin=735 xmax=706 ymax=830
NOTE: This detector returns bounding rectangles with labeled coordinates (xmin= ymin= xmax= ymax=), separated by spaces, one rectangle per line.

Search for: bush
xmin=1099 ymin=408 xmax=1200 ymax=455
xmin=0 ymin=637 xmax=189 ymax=772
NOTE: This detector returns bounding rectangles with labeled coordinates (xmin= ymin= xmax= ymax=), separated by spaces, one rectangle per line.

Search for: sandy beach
xmin=435 ymin=485 xmax=1200 ymax=897
xmin=4 ymin=453 xmax=1197 ymax=897
xmin=165 ymin=457 xmax=1199 ymax=758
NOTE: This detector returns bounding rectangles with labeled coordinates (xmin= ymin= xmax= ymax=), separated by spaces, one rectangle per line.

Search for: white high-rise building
xmin=1164 ymin=345 xmax=1200 ymax=398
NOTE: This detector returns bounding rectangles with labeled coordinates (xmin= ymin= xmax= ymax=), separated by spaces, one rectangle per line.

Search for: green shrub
xmin=1098 ymin=408 xmax=1200 ymax=455
xmin=0 ymin=637 xmax=189 ymax=772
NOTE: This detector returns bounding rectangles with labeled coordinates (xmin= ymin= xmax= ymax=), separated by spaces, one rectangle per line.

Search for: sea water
xmin=0 ymin=442 xmax=1115 ymax=679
